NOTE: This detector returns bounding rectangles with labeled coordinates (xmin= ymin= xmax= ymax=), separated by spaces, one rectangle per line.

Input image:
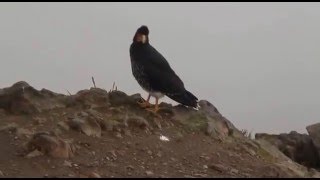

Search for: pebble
xmin=89 ymin=172 xmax=101 ymax=178
xmin=126 ymin=165 xmax=134 ymax=170
xmin=63 ymin=160 xmax=72 ymax=167
xmin=203 ymin=165 xmax=208 ymax=169
xmin=209 ymin=163 xmax=228 ymax=172
xmin=0 ymin=170 xmax=4 ymax=176
xmin=230 ymin=168 xmax=239 ymax=174
xmin=145 ymin=171 xmax=154 ymax=176
xmin=156 ymin=152 xmax=162 ymax=157
xmin=26 ymin=150 xmax=43 ymax=158
xmin=115 ymin=133 xmax=122 ymax=139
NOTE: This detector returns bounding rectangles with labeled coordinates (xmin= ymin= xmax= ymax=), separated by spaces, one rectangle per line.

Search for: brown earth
xmin=0 ymin=81 xmax=318 ymax=178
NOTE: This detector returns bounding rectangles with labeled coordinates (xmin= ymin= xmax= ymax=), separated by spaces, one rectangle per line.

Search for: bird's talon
xmin=137 ymin=101 xmax=152 ymax=108
xmin=145 ymin=107 xmax=162 ymax=117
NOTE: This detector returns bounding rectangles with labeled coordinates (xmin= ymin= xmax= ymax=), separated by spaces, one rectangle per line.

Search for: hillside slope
xmin=0 ymin=81 xmax=319 ymax=178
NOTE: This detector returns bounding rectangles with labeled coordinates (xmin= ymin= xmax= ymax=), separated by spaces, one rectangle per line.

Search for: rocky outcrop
xmin=255 ymin=131 xmax=320 ymax=168
xmin=306 ymin=123 xmax=320 ymax=159
xmin=1 ymin=81 xmax=320 ymax=178
xmin=0 ymin=81 xmax=66 ymax=114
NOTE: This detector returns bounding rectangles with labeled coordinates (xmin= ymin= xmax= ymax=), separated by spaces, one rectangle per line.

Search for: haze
xmin=1 ymin=2 xmax=320 ymax=134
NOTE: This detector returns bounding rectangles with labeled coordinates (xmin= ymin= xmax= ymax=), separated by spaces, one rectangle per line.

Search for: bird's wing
xmin=141 ymin=46 xmax=186 ymax=95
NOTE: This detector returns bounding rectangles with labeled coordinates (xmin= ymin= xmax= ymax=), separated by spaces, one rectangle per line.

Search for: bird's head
xmin=133 ymin=25 xmax=149 ymax=44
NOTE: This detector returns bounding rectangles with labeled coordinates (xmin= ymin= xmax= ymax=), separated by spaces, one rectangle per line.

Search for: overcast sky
xmin=0 ymin=2 xmax=319 ymax=134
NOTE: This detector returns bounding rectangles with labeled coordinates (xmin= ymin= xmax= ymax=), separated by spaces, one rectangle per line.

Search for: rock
xmin=306 ymin=123 xmax=320 ymax=157
xmin=241 ymin=145 xmax=256 ymax=156
xmin=230 ymin=168 xmax=239 ymax=174
xmin=108 ymin=91 xmax=132 ymax=106
xmin=0 ymin=81 xmax=66 ymax=114
xmin=108 ymin=150 xmax=117 ymax=157
xmin=70 ymin=88 xmax=109 ymax=108
xmin=209 ymin=163 xmax=229 ymax=172
xmin=170 ymin=157 xmax=176 ymax=162
xmin=255 ymin=131 xmax=320 ymax=168
xmin=203 ymin=165 xmax=208 ymax=169
xmin=57 ymin=121 xmax=70 ymax=131
xmin=200 ymin=154 xmax=210 ymax=161
xmin=68 ymin=117 xmax=101 ymax=137
xmin=194 ymin=173 xmax=207 ymax=177
xmin=206 ymin=120 xmax=230 ymax=140
xmin=125 ymin=115 xmax=150 ymax=130
xmin=63 ymin=160 xmax=72 ymax=167
xmin=115 ymin=132 xmax=122 ymax=139
xmin=130 ymin=93 xmax=143 ymax=102
xmin=0 ymin=123 xmax=18 ymax=132
xmin=88 ymin=172 xmax=101 ymax=178
xmin=145 ymin=170 xmax=154 ymax=176
xmin=256 ymin=138 xmax=312 ymax=178
xmin=126 ymin=165 xmax=134 ymax=170
xmin=25 ymin=131 xmax=74 ymax=158
xmin=156 ymin=151 xmax=162 ymax=158
xmin=0 ymin=170 xmax=4 ymax=177
xmin=26 ymin=150 xmax=43 ymax=158
xmin=198 ymin=100 xmax=220 ymax=114
xmin=78 ymin=111 xmax=89 ymax=117
xmin=184 ymin=175 xmax=195 ymax=178
xmin=16 ymin=128 xmax=33 ymax=138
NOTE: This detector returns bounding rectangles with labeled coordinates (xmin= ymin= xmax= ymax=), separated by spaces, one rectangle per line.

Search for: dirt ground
xmin=0 ymin=110 xmax=291 ymax=178
xmin=0 ymin=83 xmax=307 ymax=178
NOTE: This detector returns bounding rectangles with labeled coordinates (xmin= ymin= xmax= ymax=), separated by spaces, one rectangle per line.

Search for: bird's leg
xmin=137 ymin=94 xmax=152 ymax=108
xmin=146 ymin=97 xmax=160 ymax=114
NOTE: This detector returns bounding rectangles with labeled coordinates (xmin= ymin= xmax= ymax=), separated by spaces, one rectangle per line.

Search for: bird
xmin=129 ymin=25 xmax=199 ymax=113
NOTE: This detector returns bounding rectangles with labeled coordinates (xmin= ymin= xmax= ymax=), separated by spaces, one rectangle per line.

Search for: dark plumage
xmin=129 ymin=25 xmax=198 ymax=111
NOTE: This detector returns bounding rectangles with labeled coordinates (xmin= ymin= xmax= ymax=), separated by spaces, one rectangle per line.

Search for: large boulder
xmin=306 ymin=123 xmax=320 ymax=160
xmin=255 ymin=131 xmax=320 ymax=168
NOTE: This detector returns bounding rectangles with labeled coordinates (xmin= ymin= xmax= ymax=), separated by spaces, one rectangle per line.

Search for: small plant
xmin=109 ymin=81 xmax=118 ymax=93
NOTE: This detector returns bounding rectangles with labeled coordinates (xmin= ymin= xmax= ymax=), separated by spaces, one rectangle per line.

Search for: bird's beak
xmin=141 ymin=35 xmax=147 ymax=43
xmin=136 ymin=34 xmax=147 ymax=43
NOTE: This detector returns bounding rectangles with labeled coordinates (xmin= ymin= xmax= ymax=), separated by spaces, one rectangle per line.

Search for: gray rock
xmin=209 ymin=163 xmax=229 ymax=172
xmin=145 ymin=170 xmax=154 ymax=176
xmin=0 ymin=123 xmax=18 ymax=132
xmin=26 ymin=150 xmax=43 ymax=158
xmin=306 ymin=123 xmax=320 ymax=158
xmin=68 ymin=117 xmax=101 ymax=137
xmin=255 ymin=131 xmax=320 ymax=168
xmin=25 ymin=131 xmax=75 ymax=159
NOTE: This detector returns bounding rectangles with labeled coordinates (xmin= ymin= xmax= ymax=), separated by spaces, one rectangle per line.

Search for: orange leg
xmin=137 ymin=94 xmax=152 ymax=108
xmin=146 ymin=97 xmax=160 ymax=113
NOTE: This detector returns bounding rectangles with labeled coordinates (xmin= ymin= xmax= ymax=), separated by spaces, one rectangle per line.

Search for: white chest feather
xmin=149 ymin=91 xmax=165 ymax=98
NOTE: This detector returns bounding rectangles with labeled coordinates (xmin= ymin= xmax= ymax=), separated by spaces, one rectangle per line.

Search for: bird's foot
xmin=137 ymin=100 xmax=152 ymax=108
xmin=146 ymin=107 xmax=159 ymax=113
xmin=145 ymin=107 xmax=163 ymax=118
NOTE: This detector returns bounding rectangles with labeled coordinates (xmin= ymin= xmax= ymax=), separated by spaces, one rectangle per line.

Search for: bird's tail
xmin=167 ymin=90 xmax=198 ymax=108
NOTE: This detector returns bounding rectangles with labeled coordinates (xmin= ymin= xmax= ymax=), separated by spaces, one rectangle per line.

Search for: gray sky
xmin=1 ymin=2 xmax=320 ymax=134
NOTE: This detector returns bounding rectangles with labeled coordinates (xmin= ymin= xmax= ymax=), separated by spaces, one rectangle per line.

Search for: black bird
xmin=129 ymin=25 xmax=198 ymax=113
